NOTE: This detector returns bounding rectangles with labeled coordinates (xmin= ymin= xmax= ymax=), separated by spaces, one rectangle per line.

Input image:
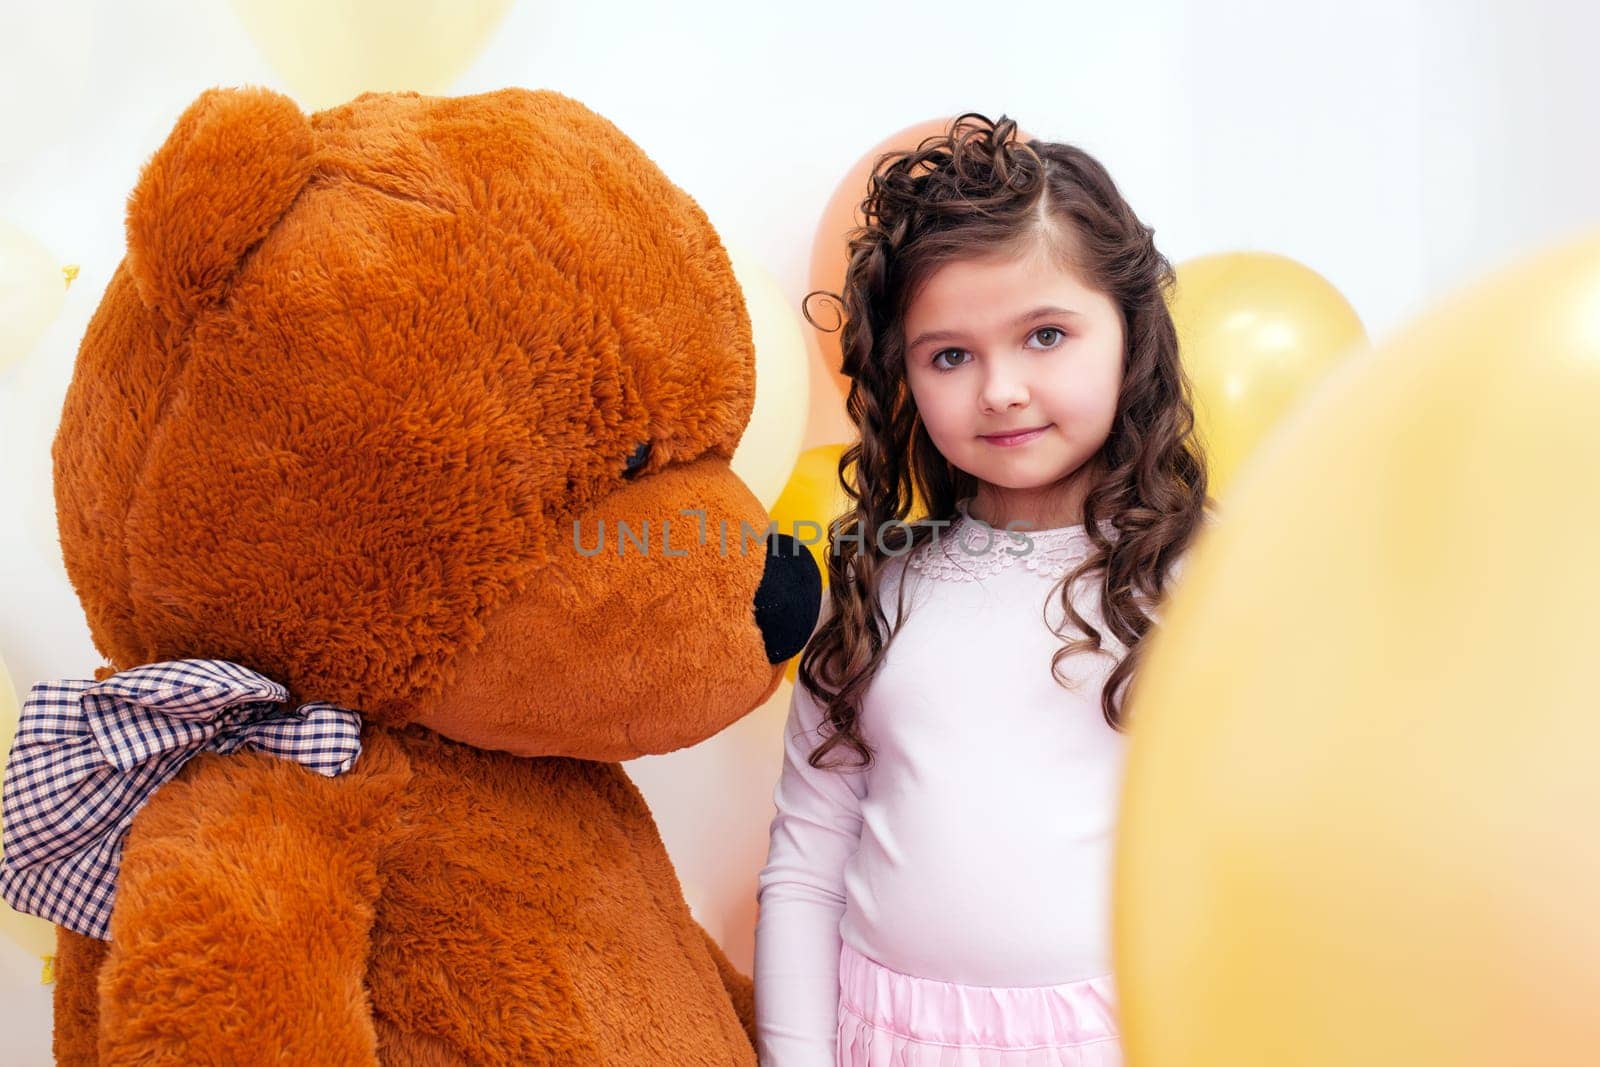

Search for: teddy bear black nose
xmin=753 ymin=533 xmax=822 ymax=665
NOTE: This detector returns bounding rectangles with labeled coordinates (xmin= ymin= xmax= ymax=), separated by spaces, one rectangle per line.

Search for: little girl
xmin=753 ymin=114 xmax=1210 ymax=1066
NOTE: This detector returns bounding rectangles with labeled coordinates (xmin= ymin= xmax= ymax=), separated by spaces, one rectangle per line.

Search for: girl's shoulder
xmin=862 ymin=550 xmax=918 ymax=626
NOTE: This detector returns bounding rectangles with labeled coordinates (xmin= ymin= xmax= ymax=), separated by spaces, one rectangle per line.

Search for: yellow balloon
xmin=1170 ymin=251 xmax=1367 ymax=497
xmin=0 ymin=655 xmax=57 ymax=961
xmin=228 ymin=0 xmax=513 ymax=111
xmin=1115 ymin=230 xmax=1600 ymax=1066
xmin=728 ymin=248 xmax=809 ymax=510
xmin=770 ymin=445 xmax=849 ymax=682
xmin=771 ymin=444 xmax=851 ymax=585
xmin=770 ymin=446 xmax=935 ymax=681
xmin=0 ymin=220 xmax=67 ymax=373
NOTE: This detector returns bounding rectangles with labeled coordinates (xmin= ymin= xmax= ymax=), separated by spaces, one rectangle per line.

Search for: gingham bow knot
xmin=0 ymin=659 xmax=362 ymax=939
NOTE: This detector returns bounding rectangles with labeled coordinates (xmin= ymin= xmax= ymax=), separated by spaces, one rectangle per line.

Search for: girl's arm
xmin=754 ymin=606 xmax=868 ymax=1066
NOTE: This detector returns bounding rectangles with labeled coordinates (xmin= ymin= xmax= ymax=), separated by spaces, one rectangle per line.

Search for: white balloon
xmin=0 ymin=221 xmax=67 ymax=373
xmin=726 ymin=247 xmax=809 ymax=510
xmin=0 ymin=935 xmax=53 ymax=1063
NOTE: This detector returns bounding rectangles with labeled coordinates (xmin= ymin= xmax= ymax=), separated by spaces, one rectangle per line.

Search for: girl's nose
xmin=979 ymin=362 xmax=1029 ymax=413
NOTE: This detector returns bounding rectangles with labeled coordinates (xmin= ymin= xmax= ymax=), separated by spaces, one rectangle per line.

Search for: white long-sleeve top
xmin=754 ymin=498 xmax=1162 ymax=1064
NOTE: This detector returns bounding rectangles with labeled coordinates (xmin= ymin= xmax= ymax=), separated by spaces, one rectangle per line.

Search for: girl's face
xmin=902 ymin=242 xmax=1125 ymax=527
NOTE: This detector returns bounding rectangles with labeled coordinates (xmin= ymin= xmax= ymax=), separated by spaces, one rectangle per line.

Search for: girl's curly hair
xmin=798 ymin=113 xmax=1210 ymax=769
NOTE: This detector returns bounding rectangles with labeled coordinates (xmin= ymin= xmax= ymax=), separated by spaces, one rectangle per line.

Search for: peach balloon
xmin=807 ymin=117 xmax=1033 ymax=402
xmin=800 ymin=332 xmax=855 ymax=452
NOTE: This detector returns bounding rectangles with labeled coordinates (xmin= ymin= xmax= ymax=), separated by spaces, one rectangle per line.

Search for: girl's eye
xmin=1029 ymin=326 xmax=1066 ymax=348
xmin=931 ymin=348 xmax=971 ymax=371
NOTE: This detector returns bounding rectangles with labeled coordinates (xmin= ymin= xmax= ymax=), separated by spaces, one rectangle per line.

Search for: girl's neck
xmin=965 ymin=472 xmax=1095 ymax=532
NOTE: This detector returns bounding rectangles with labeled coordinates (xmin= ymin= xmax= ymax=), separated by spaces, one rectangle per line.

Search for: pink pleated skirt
xmin=836 ymin=943 xmax=1123 ymax=1067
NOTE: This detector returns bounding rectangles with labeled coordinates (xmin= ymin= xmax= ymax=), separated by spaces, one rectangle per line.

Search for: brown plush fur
xmin=48 ymin=86 xmax=803 ymax=1063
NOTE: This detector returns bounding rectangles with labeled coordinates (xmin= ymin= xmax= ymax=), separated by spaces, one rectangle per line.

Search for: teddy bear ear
xmin=125 ymin=86 xmax=315 ymax=327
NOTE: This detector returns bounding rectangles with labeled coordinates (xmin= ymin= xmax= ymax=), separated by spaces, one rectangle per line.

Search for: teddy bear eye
xmin=622 ymin=440 xmax=652 ymax=479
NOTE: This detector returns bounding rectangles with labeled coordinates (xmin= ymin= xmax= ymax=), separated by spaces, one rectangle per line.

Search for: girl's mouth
xmin=979 ymin=424 xmax=1050 ymax=447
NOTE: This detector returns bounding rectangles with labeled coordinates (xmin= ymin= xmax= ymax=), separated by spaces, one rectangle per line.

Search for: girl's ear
xmin=126 ymin=87 xmax=315 ymax=328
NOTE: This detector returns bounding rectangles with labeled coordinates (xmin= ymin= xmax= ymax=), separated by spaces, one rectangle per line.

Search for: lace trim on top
xmin=906 ymin=498 xmax=1113 ymax=583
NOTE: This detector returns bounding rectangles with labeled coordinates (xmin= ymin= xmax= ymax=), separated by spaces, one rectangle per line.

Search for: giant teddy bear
xmin=26 ymin=86 xmax=820 ymax=1063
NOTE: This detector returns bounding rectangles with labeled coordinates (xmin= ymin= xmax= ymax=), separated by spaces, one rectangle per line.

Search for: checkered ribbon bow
xmin=0 ymin=659 xmax=362 ymax=940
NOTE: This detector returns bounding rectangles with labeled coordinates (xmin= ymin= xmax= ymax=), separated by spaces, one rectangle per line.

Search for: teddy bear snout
xmin=753 ymin=532 xmax=821 ymax=665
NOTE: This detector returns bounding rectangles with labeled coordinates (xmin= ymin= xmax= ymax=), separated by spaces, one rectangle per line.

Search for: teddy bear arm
xmin=696 ymin=921 xmax=757 ymax=1050
xmin=92 ymin=753 xmax=392 ymax=1063
xmin=52 ymin=927 xmax=109 ymax=1067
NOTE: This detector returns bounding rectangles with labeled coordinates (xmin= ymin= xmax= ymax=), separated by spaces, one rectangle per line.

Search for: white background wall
xmin=2 ymin=0 xmax=1597 ymax=1060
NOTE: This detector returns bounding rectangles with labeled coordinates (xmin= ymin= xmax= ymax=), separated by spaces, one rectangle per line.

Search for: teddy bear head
xmin=53 ymin=87 xmax=820 ymax=760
